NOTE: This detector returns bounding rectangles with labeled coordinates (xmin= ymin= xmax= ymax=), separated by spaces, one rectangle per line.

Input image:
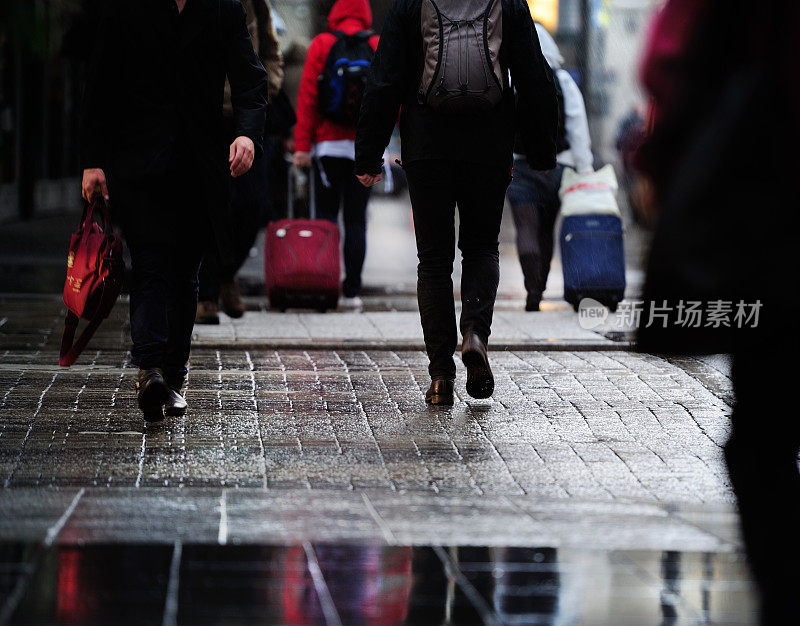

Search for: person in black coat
xmin=354 ymin=0 xmax=558 ymax=405
xmin=637 ymin=0 xmax=800 ymax=621
xmin=80 ymin=0 xmax=268 ymax=422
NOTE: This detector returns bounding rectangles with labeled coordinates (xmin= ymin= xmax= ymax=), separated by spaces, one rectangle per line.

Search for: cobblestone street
xmin=0 ymin=200 xmax=753 ymax=623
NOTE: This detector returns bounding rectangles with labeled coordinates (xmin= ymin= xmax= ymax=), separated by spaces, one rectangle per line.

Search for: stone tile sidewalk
xmin=0 ymin=335 xmax=736 ymax=549
xmin=0 ymin=296 xmax=626 ymax=352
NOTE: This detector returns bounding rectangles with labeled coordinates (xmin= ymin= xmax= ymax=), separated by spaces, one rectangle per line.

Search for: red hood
xmin=327 ymin=0 xmax=372 ymax=33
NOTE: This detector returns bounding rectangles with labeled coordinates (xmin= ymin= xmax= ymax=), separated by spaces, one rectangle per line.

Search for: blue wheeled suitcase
xmin=558 ymin=166 xmax=626 ymax=311
xmin=560 ymin=214 xmax=626 ymax=311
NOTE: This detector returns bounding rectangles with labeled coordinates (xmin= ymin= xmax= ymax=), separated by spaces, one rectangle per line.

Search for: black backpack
xmin=317 ymin=31 xmax=374 ymax=126
xmin=418 ymin=0 xmax=505 ymax=113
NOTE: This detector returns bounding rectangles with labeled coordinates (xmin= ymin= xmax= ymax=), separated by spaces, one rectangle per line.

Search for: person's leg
xmin=341 ymin=160 xmax=370 ymax=298
xmin=161 ymin=160 xmax=212 ymax=385
xmin=217 ymin=153 xmax=266 ymax=317
xmin=535 ymin=166 xmax=564 ymax=297
xmin=405 ymin=160 xmax=458 ymax=382
xmin=127 ymin=241 xmax=170 ymax=370
xmin=725 ymin=349 xmax=800 ymax=624
xmin=313 ymin=156 xmax=344 ymax=222
xmin=197 ymin=247 xmax=222 ymax=309
xmin=507 ymin=164 xmax=545 ymax=307
xmin=506 ymin=161 xmax=559 ymax=309
xmin=225 ymin=152 xmax=266 ymax=279
xmin=456 ymin=164 xmax=510 ymax=343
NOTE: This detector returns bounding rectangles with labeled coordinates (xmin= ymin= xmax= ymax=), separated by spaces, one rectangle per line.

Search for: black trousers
xmin=314 ymin=156 xmax=371 ymax=298
xmin=405 ymin=160 xmax=511 ymax=380
xmin=197 ymin=146 xmax=270 ymax=303
xmin=725 ymin=346 xmax=800 ymax=624
xmin=506 ymin=161 xmax=564 ymax=300
xmin=113 ymin=163 xmax=210 ymax=379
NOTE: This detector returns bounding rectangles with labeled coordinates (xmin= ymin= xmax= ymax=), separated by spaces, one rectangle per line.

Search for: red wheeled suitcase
xmin=265 ymin=165 xmax=340 ymax=312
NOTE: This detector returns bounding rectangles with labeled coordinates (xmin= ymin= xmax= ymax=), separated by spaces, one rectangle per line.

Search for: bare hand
xmin=293 ymin=151 xmax=311 ymax=169
xmin=82 ymin=168 xmax=109 ymax=202
xmin=229 ymin=136 xmax=255 ymax=177
xmin=357 ymin=173 xmax=383 ymax=188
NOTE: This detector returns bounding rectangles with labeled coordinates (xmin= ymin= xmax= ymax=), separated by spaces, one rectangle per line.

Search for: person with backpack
xmin=80 ymin=0 xmax=268 ymax=421
xmin=355 ymin=0 xmax=559 ymax=405
xmin=507 ymin=23 xmax=594 ymax=312
xmin=293 ymin=0 xmax=379 ymax=309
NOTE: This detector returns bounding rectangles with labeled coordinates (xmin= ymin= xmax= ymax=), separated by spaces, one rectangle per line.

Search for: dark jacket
xmin=636 ymin=0 xmax=800 ymax=354
xmin=354 ymin=0 xmax=558 ymax=175
xmin=79 ymin=0 xmax=268 ymax=259
xmin=80 ymin=0 xmax=268 ymax=175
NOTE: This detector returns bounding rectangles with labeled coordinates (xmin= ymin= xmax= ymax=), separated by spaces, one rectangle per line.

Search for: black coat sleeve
xmin=355 ymin=0 xmax=409 ymax=175
xmin=225 ymin=0 xmax=269 ymax=156
xmin=79 ymin=0 xmax=118 ymax=170
xmin=507 ymin=0 xmax=559 ymax=170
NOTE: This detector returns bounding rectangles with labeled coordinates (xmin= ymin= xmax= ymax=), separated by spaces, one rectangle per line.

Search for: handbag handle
xmin=59 ymin=311 xmax=103 ymax=367
xmin=80 ymin=195 xmax=113 ymax=234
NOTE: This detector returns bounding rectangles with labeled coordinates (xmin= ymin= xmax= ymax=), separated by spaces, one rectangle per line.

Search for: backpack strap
xmin=59 ymin=310 xmax=103 ymax=367
xmin=328 ymin=29 xmax=373 ymax=41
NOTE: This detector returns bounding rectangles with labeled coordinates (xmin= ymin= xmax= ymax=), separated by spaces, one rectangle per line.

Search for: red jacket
xmin=294 ymin=0 xmax=379 ymax=154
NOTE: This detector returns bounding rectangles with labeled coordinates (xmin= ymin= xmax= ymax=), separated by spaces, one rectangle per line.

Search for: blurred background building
xmin=0 ymin=0 xmax=658 ymax=223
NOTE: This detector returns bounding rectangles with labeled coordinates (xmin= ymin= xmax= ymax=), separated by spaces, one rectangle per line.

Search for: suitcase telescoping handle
xmin=285 ymin=156 xmax=316 ymax=220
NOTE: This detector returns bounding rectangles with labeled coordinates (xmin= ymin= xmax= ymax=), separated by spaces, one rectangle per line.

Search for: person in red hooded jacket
xmin=293 ymin=0 xmax=379 ymax=308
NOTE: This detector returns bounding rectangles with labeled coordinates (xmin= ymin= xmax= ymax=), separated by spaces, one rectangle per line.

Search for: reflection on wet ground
xmin=0 ymin=542 xmax=755 ymax=625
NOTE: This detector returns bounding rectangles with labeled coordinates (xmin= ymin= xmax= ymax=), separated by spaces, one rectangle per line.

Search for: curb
xmin=191 ymin=339 xmax=635 ymax=352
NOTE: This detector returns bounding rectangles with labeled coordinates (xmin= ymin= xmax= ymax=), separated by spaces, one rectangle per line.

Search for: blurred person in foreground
xmin=293 ymin=0 xmax=380 ymax=309
xmin=636 ymin=0 xmax=800 ymax=622
xmin=196 ymin=0 xmax=284 ymax=325
xmin=80 ymin=0 xmax=268 ymax=421
xmin=355 ymin=0 xmax=558 ymax=405
xmin=507 ymin=23 xmax=594 ymax=312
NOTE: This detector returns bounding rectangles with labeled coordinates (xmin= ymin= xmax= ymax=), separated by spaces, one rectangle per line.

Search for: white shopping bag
xmin=559 ymin=164 xmax=621 ymax=217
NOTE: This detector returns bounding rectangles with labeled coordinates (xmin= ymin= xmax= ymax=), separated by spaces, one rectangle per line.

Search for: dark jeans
xmin=114 ymin=164 xmax=210 ymax=378
xmin=405 ymin=160 xmax=511 ymax=380
xmin=506 ymin=160 xmax=564 ymax=300
xmin=725 ymin=347 xmax=800 ymax=624
xmin=314 ymin=156 xmax=370 ymax=298
xmin=198 ymin=149 xmax=268 ymax=303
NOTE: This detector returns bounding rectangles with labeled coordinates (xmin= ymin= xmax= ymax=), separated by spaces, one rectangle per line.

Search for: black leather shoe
xmin=426 ymin=379 xmax=455 ymax=406
xmin=136 ymin=368 xmax=169 ymax=422
xmin=164 ymin=373 xmax=187 ymax=417
xmin=461 ymin=332 xmax=494 ymax=399
xmin=525 ymin=295 xmax=541 ymax=312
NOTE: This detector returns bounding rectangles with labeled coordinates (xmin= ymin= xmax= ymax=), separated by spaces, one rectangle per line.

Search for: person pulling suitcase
xmin=293 ymin=0 xmax=380 ymax=310
xmin=506 ymin=23 xmax=596 ymax=312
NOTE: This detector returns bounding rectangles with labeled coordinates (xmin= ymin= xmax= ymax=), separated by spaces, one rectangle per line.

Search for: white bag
xmin=559 ymin=164 xmax=621 ymax=217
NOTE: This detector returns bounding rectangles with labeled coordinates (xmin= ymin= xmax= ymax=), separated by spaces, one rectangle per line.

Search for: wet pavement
xmin=0 ymin=194 xmax=754 ymax=623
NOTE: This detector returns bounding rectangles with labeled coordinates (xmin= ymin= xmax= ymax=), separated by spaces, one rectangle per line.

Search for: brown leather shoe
xmin=135 ymin=368 xmax=169 ymax=422
xmin=196 ymin=300 xmax=220 ymax=325
xmin=425 ymin=379 xmax=455 ymax=406
xmin=461 ymin=332 xmax=494 ymax=399
xmin=220 ymin=280 xmax=245 ymax=318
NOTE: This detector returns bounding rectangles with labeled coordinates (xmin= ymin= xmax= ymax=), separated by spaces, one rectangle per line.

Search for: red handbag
xmin=59 ymin=197 xmax=124 ymax=367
